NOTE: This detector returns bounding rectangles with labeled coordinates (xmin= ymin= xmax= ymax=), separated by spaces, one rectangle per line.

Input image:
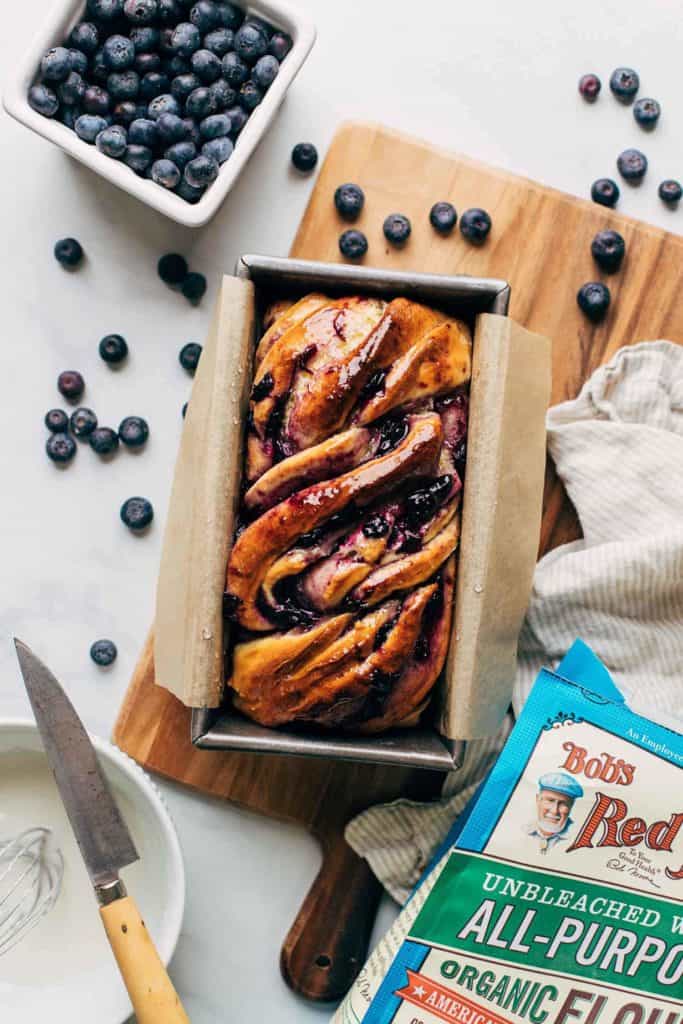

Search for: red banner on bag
xmin=394 ymin=970 xmax=514 ymax=1024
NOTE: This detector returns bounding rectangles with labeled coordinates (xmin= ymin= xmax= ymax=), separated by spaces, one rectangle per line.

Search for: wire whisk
xmin=0 ymin=827 xmax=64 ymax=956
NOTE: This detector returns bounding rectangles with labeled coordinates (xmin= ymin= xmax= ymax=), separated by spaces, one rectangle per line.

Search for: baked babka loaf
xmin=224 ymin=294 xmax=472 ymax=733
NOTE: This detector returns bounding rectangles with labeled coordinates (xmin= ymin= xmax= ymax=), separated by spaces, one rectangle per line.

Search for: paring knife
xmin=14 ymin=639 xmax=190 ymax=1024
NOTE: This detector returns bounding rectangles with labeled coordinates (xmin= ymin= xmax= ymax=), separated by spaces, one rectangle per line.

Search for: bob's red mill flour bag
xmin=334 ymin=641 xmax=683 ymax=1024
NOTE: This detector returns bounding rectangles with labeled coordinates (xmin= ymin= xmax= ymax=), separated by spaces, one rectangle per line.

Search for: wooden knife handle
xmin=280 ymin=831 xmax=382 ymax=1002
xmin=100 ymin=895 xmax=190 ymax=1024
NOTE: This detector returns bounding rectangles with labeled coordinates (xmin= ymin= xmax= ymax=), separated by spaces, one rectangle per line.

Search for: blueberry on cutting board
xmin=577 ymin=282 xmax=611 ymax=323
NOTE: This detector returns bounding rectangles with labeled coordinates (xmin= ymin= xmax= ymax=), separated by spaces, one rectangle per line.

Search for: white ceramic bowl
xmin=3 ymin=1 xmax=316 ymax=227
xmin=0 ymin=718 xmax=185 ymax=1024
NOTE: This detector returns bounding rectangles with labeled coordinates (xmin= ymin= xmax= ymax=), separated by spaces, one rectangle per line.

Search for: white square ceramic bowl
xmin=3 ymin=0 xmax=316 ymax=227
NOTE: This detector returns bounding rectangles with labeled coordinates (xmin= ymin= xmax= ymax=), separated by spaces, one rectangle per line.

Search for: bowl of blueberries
xmin=4 ymin=0 xmax=316 ymax=226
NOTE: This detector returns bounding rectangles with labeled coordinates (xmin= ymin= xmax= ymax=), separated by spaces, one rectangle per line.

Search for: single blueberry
xmin=221 ymin=51 xmax=249 ymax=86
xmin=460 ymin=207 xmax=492 ymax=244
xmin=147 ymin=92 xmax=180 ymax=118
xmin=225 ymin=104 xmax=247 ymax=136
xmin=609 ymin=67 xmax=640 ymax=103
xmin=175 ymin=178 xmax=205 ymax=203
xmin=199 ymin=112 xmax=230 ymax=139
xmin=208 ymin=78 xmax=235 ymax=110
xmin=59 ymin=106 xmax=79 ymax=130
xmin=99 ymin=333 xmax=128 ymax=363
xmin=268 ymin=31 xmax=292 ymax=61
xmin=179 ymin=341 xmax=202 ymax=371
xmin=591 ymin=177 xmax=620 ymax=208
xmin=429 ymin=201 xmax=457 ymax=234
xmin=577 ymin=282 xmax=611 ymax=323
xmin=90 ymin=50 xmax=110 ymax=84
xmin=28 ymin=84 xmax=59 ymax=117
xmin=140 ymin=71 xmax=171 ymax=100
xmin=171 ymin=22 xmax=202 ymax=57
xmin=191 ymin=48 xmax=222 ymax=82
xmin=338 ymin=229 xmax=368 ymax=260
xmin=182 ymin=117 xmax=201 ymax=145
xmin=46 ymin=433 xmax=77 ymax=463
xmin=119 ymin=415 xmax=149 ymax=447
xmin=163 ymin=54 xmax=191 ymax=77
xmin=202 ymin=135 xmax=232 ymax=163
xmin=75 ymin=112 xmax=109 ymax=141
xmin=129 ymin=116 xmax=158 ymax=145
xmin=203 ymin=27 xmax=234 ymax=56
xmin=107 ymin=70 xmax=140 ymax=100
xmin=243 ymin=16 xmax=274 ymax=40
xmin=70 ymin=407 xmax=98 ymax=437
xmin=54 ymin=237 xmax=84 ymax=267
xmin=124 ymin=143 xmax=154 ymax=173
xmin=156 ymin=111 xmax=187 ymax=143
xmin=190 ymin=0 xmax=221 ymax=32
xmin=658 ymin=179 xmax=682 ymax=205
xmin=233 ymin=22 xmax=268 ymax=63
xmin=86 ymin=0 xmax=124 ymax=18
xmin=184 ymin=153 xmax=218 ymax=187
xmin=633 ymin=97 xmax=660 ymax=128
xmin=181 ymin=272 xmax=207 ymax=302
xmin=617 ymin=148 xmax=647 ymax=182
xmin=58 ymin=370 xmax=85 ymax=401
xmin=68 ymin=49 xmax=89 ymax=76
xmin=90 ymin=639 xmax=117 ymax=666
xmin=89 ymin=426 xmax=120 ymax=455
xmin=185 ymin=85 xmax=215 ymax=118
xmin=130 ymin=26 xmax=160 ymax=52
xmin=41 ymin=46 xmax=72 ymax=82
xmin=83 ymin=84 xmax=111 ymax=114
xmin=113 ymin=100 xmax=139 ymax=125
xmin=171 ymin=72 xmax=201 ymax=101
xmin=578 ymin=73 xmax=601 ymax=102
xmin=591 ymin=230 xmax=626 ymax=274
xmin=134 ymin=51 xmax=162 ymax=75
xmin=291 ymin=142 xmax=317 ymax=172
xmin=165 ymin=140 xmax=197 ymax=168
xmin=96 ymin=124 xmax=128 ymax=157
xmin=123 ymin=0 xmax=158 ymax=22
xmin=383 ymin=213 xmax=411 ymax=246
xmin=253 ymin=54 xmax=279 ymax=88
xmin=45 ymin=409 xmax=69 ymax=432
xmin=238 ymin=79 xmax=262 ymax=110
xmin=69 ymin=22 xmax=99 ymax=56
xmin=102 ymin=34 xmax=135 ymax=70
xmin=215 ymin=1 xmax=243 ymax=30
xmin=120 ymin=496 xmax=154 ymax=531
xmin=151 ymin=157 xmax=181 ymax=187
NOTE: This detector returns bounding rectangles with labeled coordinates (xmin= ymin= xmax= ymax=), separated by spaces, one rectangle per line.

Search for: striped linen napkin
xmin=346 ymin=340 xmax=683 ymax=904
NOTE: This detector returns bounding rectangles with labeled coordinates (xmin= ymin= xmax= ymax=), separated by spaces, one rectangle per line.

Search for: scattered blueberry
xmin=58 ymin=370 xmax=85 ymax=401
xmin=190 ymin=0 xmax=221 ymax=32
xmin=147 ymin=92 xmax=180 ymax=118
xmin=96 ymin=124 xmax=128 ymax=158
xmin=179 ymin=342 xmax=202 ymax=372
xmin=225 ymin=104 xmax=247 ymax=136
xmin=45 ymin=409 xmax=69 ymax=433
xmin=334 ymin=183 xmax=364 ymax=221
xmin=204 ymin=27 xmax=234 ymax=56
xmin=184 ymin=153 xmax=218 ymax=187
xmin=89 ymin=426 xmax=120 ymax=455
xmin=70 ymin=407 xmax=98 ymax=437
xmin=128 ymin=116 xmax=158 ymax=146
xmin=57 ymin=70 xmax=86 ymax=106
xmin=41 ymin=47 xmax=72 ymax=82
xmin=120 ymin=496 xmax=154 ymax=531
xmin=108 ymin=70 xmax=140 ymax=101
xmin=123 ymin=0 xmax=158 ymax=22
xmin=591 ymin=177 xmax=620 ymax=208
xmin=201 ymin=135 xmax=232 ymax=163
xmin=268 ymin=31 xmax=292 ymax=61
xmin=54 ymin=237 xmax=84 ymax=268
xmin=383 ymin=213 xmax=411 ymax=246
xmin=658 ymin=179 xmax=682 ymax=205
xmin=591 ymin=230 xmax=626 ymax=274
xmin=69 ymin=22 xmax=99 ymax=56
xmin=75 ymin=113 xmax=109 ymax=142
xmin=233 ymin=22 xmax=268 ymax=63
xmin=617 ymin=148 xmax=647 ymax=182
xmin=83 ymin=84 xmax=111 ymax=114
xmin=253 ymin=54 xmax=279 ymax=88
xmin=130 ymin=25 xmax=159 ymax=51
xmin=68 ymin=49 xmax=89 ymax=76
xmin=339 ymin=229 xmax=368 ymax=260
xmin=171 ymin=21 xmax=202 ymax=57
xmin=158 ymin=252 xmax=188 ymax=284
xmin=99 ymin=333 xmax=128 ymax=364
xmin=185 ymin=85 xmax=215 ymax=118
xmin=103 ymin=34 xmax=135 ymax=70
xmin=577 ymin=282 xmax=611 ymax=323
xmin=291 ymin=142 xmax=317 ymax=173
xmin=238 ymin=80 xmax=262 ymax=110
xmin=181 ymin=272 xmax=207 ymax=302
xmin=152 ymin=157 xmax=181 ymax=188
xmin=578 ymin=73 xmax=601 ymax=102
xmin=28 ymin=84 xmax=59 ymax=117
xmin=609 ymin=67 xmax=640 ymax=103
xmin=633 ymin=97 xmax=660 ymax=129
xmin=124 ymin=143 xmax=154 ymax=173
xmin=119 ymin=415 xmax=149 ymax=447
xmin=191 ymin=48 xmax=222 ymax=82
xmin=221 ymin=51 xmax=249 ymax=86
xmin=429 ymin=201 xmax=457 ymax=234
xmin=46 ymin=433 xmax=77 ymax=463
xmin=165 ymin=140 xmax=197 ymax=168
xmin=90 ymin=638 xmax=118 ymax=666
xmin=460 ymin=207 xmax=492 ymax=244
xmin=199 ymin=112 xmax=230 ymax=139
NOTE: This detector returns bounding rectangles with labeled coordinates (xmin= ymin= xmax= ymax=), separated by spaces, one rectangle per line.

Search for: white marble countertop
xmin=0 ymin=0 xmax=680 ymax=1020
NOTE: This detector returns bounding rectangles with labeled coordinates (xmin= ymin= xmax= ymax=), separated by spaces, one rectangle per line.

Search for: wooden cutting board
xmin=113 ymin=121 xmax=683 ymax=1002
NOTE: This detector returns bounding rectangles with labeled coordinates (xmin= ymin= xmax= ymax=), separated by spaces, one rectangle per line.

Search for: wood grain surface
xmin=112 ymin=121 xmax=683 ymax=1002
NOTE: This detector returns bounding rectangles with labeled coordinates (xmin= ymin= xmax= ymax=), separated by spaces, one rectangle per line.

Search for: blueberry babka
xmin=224 ymin=294 xmax=472 ymax=733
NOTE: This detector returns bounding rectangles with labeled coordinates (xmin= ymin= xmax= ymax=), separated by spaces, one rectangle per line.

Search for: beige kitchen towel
xmin=346 ymin=340 xmax=683 ymax=904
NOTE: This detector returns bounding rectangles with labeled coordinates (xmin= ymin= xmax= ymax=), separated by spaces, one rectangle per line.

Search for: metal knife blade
xmin=14 ymin=638 xmax=139 ymax=889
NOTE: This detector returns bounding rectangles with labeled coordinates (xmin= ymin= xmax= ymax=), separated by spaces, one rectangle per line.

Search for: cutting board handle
xmin=280 ymin=832 xmax=382 ymax=1002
